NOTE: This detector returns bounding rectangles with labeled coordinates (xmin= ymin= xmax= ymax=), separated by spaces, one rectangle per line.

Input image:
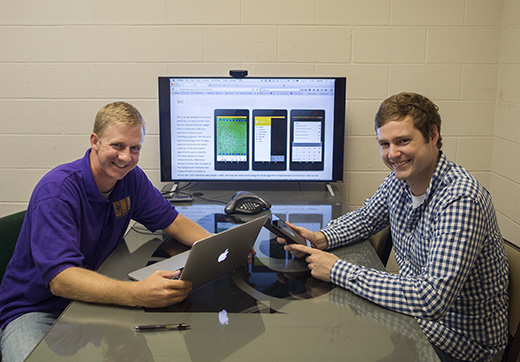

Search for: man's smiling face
xmin=89 ymin=123 xmax=144 ymax=193
xmin=377 ymin=116 xmax=439 ymax=196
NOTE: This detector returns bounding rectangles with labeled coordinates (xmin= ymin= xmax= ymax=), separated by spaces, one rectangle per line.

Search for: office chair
xmin=0 ymin=210 xmax=26 ymax=282
xmin=368 ymin=226 xmax=393 ymax=267
xmin=502 ymin=239 xmax=520 ymax=362
xmin=0 ymin=210 xmax=25 ymax=362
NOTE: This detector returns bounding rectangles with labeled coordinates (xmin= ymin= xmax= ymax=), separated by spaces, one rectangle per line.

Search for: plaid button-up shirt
xmin=322 ymin=152 xmax=508 ymax=362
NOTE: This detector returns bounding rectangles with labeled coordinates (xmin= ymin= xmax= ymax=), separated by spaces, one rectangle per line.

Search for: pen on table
xmin=134 ymin=323 xmax=190 ymax=331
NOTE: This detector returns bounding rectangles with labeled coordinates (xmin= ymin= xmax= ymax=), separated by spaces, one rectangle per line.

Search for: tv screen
xmin=158 ymin=76 xmax=346 ymax=183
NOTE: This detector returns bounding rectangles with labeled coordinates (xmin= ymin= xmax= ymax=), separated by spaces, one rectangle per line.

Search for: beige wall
xmin=0 ymin=0 xmax=518 ymax=246
xmin=492 ymin=0 xmax=520 ymax=247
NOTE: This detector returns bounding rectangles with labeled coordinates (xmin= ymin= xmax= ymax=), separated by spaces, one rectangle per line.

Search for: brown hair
xmin=93 ymin=102 xmax=146 ymax=138
xmin=374 ymin=92 xmax=442 ymax=149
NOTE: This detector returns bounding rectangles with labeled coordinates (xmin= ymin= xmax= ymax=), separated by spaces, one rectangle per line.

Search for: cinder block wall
xmin=0 ymin=0 xmax=518 ymax=246
xmin=492 ymin=0 xmax=520 ymax=246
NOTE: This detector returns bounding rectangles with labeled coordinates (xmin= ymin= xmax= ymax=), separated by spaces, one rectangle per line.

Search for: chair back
xmin=0 ymin=210 xmax=26 ymax=282
xmin=503 ymin=239 xmax=520 ymax=362
xmin=368 ymin=226 xmax=393 ymax=267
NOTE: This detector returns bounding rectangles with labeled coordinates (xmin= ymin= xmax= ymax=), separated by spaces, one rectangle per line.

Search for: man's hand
xmin=284 ymin=244 xmax=339 ymax=282
xmin=276 ymin=222 xmax=328 ymax=256
xmin=132 ymin=270 xmax=192 ymax=308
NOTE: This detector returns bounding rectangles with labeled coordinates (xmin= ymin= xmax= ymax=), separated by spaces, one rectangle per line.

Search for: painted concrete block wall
xmin=0 ymin=0 xmax=517 ymax=245
xmin=492 ymin=0 xmax=520 ymax=246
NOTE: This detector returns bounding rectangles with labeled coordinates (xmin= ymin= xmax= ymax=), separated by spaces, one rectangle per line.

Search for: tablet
xmin=263 ymin=214 xmax=307 ymax=245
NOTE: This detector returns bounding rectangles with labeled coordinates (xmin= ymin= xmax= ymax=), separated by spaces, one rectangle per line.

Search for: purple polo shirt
xmin=0 ymin=149 xmax=178 ymax=330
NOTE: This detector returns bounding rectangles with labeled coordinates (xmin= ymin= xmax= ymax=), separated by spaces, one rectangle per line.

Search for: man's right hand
xmin=49 ymin=267 xmax=192 ymax=309
xmin=132 ymin=270 xmax=192 ymax=308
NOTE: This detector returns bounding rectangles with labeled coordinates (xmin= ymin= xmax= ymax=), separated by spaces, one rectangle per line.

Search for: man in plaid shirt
xmin=283 ymin=92 xmax=509 ymax=362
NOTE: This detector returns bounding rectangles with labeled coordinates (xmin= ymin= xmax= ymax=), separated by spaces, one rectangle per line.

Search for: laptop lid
xmin=128 ymin=216 xmax=266 ymax=289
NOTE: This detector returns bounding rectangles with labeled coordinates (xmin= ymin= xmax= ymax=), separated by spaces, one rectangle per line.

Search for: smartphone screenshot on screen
xmin=252 ymin=109 xmax=288 ymax=171
xmin=214 ymin=109 xmax=249 ymax=171
xmin=289 ymin=110 xmax=325 ymax=171
xmin=159 ymin=77 xmax=345 ymax=182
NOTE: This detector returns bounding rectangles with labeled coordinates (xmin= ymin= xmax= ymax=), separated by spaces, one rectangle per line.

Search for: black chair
xmin=501 ymin=239 xmax=520 ymax=362
xmin=368 ymin=226 xmax=393 ymax=267
xmin=0 ymin=210 xmax=26 ymax=282
xmin=0 ymin=211 xmax=26 ymax=362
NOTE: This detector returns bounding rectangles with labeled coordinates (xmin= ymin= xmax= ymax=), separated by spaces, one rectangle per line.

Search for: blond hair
xmin=93 ymin=102 xmax=146 ymax=138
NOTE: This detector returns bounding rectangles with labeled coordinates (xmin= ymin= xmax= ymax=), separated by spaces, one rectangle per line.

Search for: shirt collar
xmin=425 ymin=150 xmax=450 ymax=198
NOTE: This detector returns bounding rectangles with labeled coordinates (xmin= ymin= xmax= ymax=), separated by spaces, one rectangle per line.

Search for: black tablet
xmin=264 ymin=214 xmax=307 ymax=245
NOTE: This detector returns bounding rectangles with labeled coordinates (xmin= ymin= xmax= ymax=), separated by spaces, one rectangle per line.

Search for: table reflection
xmin=247 ymin=236 xmax=333 ymax=300
xmin=44 ymin=318 xmax=154 ymax=362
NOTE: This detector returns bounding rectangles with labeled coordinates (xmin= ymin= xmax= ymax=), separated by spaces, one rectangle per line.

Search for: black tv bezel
xmin=158 ymin=76 xmax=346 ymax=183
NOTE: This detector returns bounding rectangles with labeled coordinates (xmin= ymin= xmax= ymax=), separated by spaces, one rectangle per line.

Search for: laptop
xmin=128 ymin=216 xmax=267 ymax=289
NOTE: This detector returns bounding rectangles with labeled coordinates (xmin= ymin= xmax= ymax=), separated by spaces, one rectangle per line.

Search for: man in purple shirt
xmin=0 ymin=102 xmax=212 ymax=362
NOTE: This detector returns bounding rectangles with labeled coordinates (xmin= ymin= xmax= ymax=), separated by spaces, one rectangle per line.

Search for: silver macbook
xmin=128 ymin=216 xmax=267 ymax=289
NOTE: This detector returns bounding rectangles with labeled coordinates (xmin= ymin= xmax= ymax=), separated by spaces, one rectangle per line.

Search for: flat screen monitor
xmin=158 ymin=76 xmax=346 ymax=183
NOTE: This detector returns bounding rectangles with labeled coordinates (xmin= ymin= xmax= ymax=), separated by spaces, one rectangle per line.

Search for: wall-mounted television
xmin=158 ymin=76 xmax=346 ymax=184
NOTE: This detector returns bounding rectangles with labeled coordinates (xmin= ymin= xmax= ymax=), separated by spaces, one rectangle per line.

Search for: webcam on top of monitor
xmin=229 ymin=70 xmax=248 ymax=78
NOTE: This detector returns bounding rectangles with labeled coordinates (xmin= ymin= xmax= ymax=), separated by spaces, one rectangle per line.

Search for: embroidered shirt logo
xmin=113 ymin=197 xmax=131 ymax=218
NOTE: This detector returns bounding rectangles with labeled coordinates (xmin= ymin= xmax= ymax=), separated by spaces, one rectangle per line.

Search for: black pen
xmin=134 ymin=323 xmax=190 ymax=331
